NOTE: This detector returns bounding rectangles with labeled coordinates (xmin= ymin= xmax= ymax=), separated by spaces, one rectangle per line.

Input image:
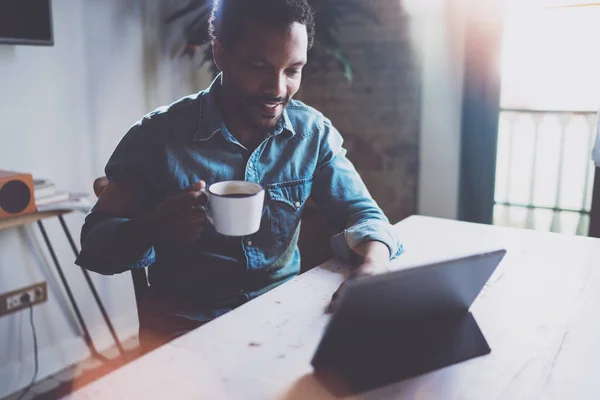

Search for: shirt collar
xmin=195 ymin=74 xmax=296 ymax=142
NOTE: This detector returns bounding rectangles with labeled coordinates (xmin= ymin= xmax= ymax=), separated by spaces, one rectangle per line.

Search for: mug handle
xmin=199 ymin=188 xmax=214 ymax=225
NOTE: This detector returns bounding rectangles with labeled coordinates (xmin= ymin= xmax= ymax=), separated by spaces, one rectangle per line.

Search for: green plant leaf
xmin=330 ymin=47 xmax=353 ymax=82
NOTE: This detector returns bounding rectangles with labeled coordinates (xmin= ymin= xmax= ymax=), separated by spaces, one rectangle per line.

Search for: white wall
xmin=414 ymin=0 xmax=468 ymax=220
xmin=0 ymin=1 xmax=210 ymax=397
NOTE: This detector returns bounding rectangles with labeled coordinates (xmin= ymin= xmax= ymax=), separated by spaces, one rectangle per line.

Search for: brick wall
xmin=299 ymin=0 xmax=421 ymax=224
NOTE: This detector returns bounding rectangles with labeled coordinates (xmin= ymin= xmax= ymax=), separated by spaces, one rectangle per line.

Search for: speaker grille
xmin=0 ymin=180 xmax=32 ymax=214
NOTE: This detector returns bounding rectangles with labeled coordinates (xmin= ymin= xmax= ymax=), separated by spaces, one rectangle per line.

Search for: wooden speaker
xmin=0 ymin=170 xmax=37 ymax=219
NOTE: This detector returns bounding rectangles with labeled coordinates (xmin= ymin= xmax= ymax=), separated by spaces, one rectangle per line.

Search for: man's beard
xmin=244 ymin=94 xmax=291 ymax=131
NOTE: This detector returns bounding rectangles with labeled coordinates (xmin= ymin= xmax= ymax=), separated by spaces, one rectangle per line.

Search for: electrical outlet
xmin=0 ymin=282 xmax=47 ymax=316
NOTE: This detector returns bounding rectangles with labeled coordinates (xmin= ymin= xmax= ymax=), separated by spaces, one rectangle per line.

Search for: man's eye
xmin=286 ymin=69 xmax=300 ymax=76
xmin=250 ymin=64 xmax=266 ymax=71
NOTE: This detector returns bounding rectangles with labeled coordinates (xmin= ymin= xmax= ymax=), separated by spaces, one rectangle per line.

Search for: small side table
xmin=0 ymin=211 xmax=124 ymax=362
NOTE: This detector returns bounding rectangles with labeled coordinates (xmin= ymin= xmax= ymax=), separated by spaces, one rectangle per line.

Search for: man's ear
xmin=213 ymin=40 xmax=226 ymax=72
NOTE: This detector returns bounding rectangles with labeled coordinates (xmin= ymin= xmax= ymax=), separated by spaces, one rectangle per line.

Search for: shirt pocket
xmin=266 ymin=178 xmax=312 ymax=254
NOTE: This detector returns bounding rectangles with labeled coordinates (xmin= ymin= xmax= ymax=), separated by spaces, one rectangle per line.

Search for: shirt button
xmin=247 ymin=240 xmax=253 ymax=247
xmin=248 ymin=162 xmax=253 ymax=168
xmin=294 ymin=202 xmax=301 ymax=209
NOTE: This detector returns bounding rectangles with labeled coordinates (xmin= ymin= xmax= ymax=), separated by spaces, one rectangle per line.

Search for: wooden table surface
xmin=0 ymin=210 xmax=70 ymax=231
xmin=62 ymin=216 xmax=600 ymax=400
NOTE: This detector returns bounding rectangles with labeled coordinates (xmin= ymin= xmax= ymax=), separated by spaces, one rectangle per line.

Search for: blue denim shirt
xmin=76 ymin=77 xmax=403 ymax=322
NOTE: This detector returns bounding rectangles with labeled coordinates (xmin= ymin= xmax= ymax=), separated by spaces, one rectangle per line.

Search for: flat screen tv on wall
xmin=0 ymin=0 xmax=54 ymax=46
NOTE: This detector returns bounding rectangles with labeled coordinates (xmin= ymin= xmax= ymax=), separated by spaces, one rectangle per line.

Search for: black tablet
xmin=311 ymin=249 xmax=507 ymax=394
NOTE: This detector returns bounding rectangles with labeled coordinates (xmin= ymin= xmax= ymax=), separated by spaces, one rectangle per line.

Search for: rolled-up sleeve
xmin=76 ymin=214 xmax=156 ymax=275
xmin=311 ymin=119 xmax=404 ymax=264
xmin=330 ymin=220 xmax=403 ymax=263
xmin=75 ymin=123 xmax=158 ymax=275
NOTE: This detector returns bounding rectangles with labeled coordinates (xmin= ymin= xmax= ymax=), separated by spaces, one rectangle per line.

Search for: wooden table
xmin=0 ymin=210 xmax=69 ymax=231
xmin=62 ymin=216 xmax=600 ymax=399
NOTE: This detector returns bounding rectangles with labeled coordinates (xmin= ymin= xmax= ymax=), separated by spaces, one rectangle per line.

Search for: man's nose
xmin=263 ymin=73 xmax=286 ymax=99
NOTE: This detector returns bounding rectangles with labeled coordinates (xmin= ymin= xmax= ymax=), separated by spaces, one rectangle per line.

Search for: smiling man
xmin=76 ymin=0 xmax=403 ymax=348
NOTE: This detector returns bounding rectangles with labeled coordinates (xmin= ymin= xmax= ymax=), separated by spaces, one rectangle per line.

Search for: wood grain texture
xmin=0 ymin=211 xmax=70 ymax=231
xmin=62 ymin=216 xmax=600 ymax=400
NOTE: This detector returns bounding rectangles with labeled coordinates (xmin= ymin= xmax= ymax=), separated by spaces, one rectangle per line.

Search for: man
xmin=76 ymin=0 xmax=403 ymax=347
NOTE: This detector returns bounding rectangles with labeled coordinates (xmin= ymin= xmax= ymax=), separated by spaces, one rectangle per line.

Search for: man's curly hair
xmin=209 ymin=0 xmax=315 ymax=50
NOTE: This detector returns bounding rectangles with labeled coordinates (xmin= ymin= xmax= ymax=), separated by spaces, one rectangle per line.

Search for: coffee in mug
xmin=200 ymin=181 xmax=265 ymax=236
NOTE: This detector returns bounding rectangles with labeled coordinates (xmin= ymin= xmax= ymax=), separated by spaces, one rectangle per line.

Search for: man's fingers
xmin=327 ymin=290 xmax=340 ymax=314
xmin=161 ymin=182 xmax=208 ymax=211
xmin=186 ymin=181 xmax=208 ymax=206
xmin=169 ymin=190 xmax=206 ymax=208
xmin=187 ymin=180 xmax=206 ymax=192
xmin=327 ymin=297 xmax=338 ymax=314
xmin=327 ymin=281 xmax=348 ymax=314
xmin=182 ymin=210 xmax=207 ymax=225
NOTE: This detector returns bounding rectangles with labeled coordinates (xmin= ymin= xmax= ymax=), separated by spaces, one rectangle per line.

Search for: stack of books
xmin=34 ymin=179 xmax=93 ymax=213
xmin=34 ymin=179 xmax=69 ymax=206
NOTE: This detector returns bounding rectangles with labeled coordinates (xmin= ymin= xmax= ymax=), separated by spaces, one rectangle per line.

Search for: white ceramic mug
xmin=200 ymin=181 xmax=265 ymax=236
